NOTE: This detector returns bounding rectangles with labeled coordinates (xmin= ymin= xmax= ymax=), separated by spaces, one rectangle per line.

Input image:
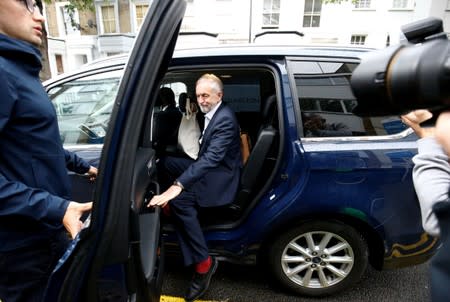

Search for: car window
xmin=289 ymin=60 xmax=407 ymax=137
xmin=161 ymin=82 xmax=187 ymax=106
xmin=47 ymin=70 xmax=122 ymax=144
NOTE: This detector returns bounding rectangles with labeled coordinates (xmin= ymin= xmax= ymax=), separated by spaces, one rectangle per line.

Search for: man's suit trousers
xmin=159 ymin=156 xmax=209 ymax=266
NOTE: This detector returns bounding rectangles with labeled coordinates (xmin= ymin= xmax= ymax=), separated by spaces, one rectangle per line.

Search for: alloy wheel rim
xmin=281 ymin=231 xmax=354 ymax=289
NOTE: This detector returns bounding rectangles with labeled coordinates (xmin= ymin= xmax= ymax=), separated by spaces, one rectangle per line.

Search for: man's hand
xmin=87 ymin=166 xmax=98 ymax=182
xmin=401 ymin=109 xmax=435 ymax=138
xmin=148 ymin=185 xmax=182 ymax=208
xmin=436 ymin=111 xmax=450 ymax=157
xmin=63 ymin=201 xmax=93 ymax=239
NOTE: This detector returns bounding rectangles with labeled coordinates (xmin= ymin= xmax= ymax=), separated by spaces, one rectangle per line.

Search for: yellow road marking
xmin=160 ymin=295 xmax=221 ymax=302
xmin=160 ymin=296 xmax=185 ymax=302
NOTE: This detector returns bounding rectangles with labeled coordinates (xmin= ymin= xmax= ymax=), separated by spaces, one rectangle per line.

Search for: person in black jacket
xmin=0 ymin=1 xmax=96 ymax=301
xmin=153 ymin=87 xmax=182 ymax=155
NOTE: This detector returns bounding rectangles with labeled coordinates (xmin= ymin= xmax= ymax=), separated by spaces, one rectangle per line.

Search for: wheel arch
xmin=258 ymin=212 xmax=385 ymax=270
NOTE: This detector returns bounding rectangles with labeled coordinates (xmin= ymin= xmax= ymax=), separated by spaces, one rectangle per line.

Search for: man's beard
xmin=199 ymin=105 xmax=210 ymax=113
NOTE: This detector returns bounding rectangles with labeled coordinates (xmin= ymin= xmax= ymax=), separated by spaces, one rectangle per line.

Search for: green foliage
xmin=41 ymin=0 xmax=97 ymax=30
xmin=42 ymin=0 xmax=95 ymax=11
xmin=67 ymin=0 xmax=94 ymax=11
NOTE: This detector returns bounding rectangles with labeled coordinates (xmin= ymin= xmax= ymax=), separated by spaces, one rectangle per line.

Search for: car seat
xmin=229 ymin=94 xmax=278 ymax=215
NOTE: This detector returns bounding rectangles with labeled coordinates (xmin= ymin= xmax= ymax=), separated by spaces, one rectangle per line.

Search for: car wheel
xmin=268 ymin=220 xmax=368 ymax=297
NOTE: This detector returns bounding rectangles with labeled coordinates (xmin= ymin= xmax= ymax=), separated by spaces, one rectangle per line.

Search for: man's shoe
xmin=184 ymin=257 xmax=218 ymax=302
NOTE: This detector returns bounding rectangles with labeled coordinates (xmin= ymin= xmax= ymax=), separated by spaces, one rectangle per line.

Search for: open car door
xmin=45 ymin=1 xmax=186 ymax=301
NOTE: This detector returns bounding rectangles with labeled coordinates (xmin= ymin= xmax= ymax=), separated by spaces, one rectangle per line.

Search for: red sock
xmin=162 ymin=204 xmax=171 ymax=216
xmin=195 ymin=256 xmax=211 ymax=274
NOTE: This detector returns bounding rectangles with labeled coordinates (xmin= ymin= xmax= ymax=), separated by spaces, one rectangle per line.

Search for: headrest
xmin=178 ymin=92 xmax=188 ymax=113
xmin=261 ymin=94 xmax=277 ymax=123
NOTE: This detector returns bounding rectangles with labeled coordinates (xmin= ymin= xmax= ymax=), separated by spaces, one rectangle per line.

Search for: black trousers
xmin=0 ymin=231 xmax=69 ymax=302
xmin=158 ymin=156 xmax=209 ymax=266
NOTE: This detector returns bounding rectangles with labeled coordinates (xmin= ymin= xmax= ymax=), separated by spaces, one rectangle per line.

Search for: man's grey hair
xmin=196 ymin=73 xmax=223 ymax=93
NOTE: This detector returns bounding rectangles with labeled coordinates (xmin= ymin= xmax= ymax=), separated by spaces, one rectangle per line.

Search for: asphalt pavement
xmin=161 ymin=257 xmax=431 ymax=302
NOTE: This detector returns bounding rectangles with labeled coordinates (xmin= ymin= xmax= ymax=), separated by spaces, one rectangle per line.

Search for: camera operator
xmin=401 ymin=110 xmax=450 ymax=301
xmin=349 ymin=15 xmax=450 ymax=301
xmin=436 ymin=112 xmax=450 ymax=156
xmin=401 ymin=110 xmax=450 ymax=237
xmin=431 ymin=111 xmax=450 ymax=302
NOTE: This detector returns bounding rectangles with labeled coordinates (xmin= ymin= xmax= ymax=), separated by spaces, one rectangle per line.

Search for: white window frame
xmin=262 ymin=0 xmax=280 ymax=28
xmin=55 ymin=1 xmax=81 ymax=36
xmin=303 ymin=0 xmax=322 ymax=28
xmin=354 ymin=0 xmax=372 ymax=9
xmin=95 ymin=0 xmax=120 ymax=34
xmin=350 ymin=34 xmax=367 ymax=45
xmin=130 ymin=0 xmax=150 ymax=33
xmin=390 ymin=0 xmax=413 ymax=10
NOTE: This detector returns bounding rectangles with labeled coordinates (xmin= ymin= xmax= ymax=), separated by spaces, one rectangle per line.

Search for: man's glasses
xmin=19 ymin=0 xmax=38 ymax=13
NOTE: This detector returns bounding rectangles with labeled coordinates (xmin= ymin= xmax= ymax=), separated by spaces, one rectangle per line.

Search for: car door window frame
xmin=287 ymin=56 xmax=413 ymax=142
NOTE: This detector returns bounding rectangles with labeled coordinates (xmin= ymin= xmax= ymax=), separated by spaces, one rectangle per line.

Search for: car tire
xmin=268 ymin=220 xmax=368 ymax=297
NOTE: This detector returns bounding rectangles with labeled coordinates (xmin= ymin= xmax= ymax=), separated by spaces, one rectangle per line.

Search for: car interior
xmin=153 ymin=67 xmax=281 ymax=227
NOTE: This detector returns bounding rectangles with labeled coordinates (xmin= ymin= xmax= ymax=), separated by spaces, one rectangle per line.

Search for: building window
xmin=262 ymin=0 xmax=280 ymax=27
xmin=351 ymin=35 xmax=366 ymax=45
xmin=392 ymin=0 xmax=412 ymax=9
xmin=135 ymin=4 xmax=149 ymax=28
xmin=74 ymin=54 xmax=88 ymax=66
xmin=303 ymin=0 xmax=322 ymax=28
xmin=55 ymin=54 xmax=64 ymax=74
xmin=101 ymin=5 xmax=117 ymax=33
xmin=60 ymin=6 xmax=79 ymax=35
xmin=447 ymin=0 xmax=450 ymax=10
xmin=354 ymin=0 xmax=371 ymax=9
xmin=55 ymin=2 xmax=80 ymax=36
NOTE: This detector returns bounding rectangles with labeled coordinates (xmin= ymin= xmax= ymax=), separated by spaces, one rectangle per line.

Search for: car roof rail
xmin=253 ymin=30 xmax=304 ymax=43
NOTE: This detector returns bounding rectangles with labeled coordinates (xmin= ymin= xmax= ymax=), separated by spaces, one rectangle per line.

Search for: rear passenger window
xmin=289 ymin=60 xmax=407 ymax=138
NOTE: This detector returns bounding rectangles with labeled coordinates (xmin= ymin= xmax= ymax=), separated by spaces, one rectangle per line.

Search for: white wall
xmin=65 ymin=36 xmax=98 ymax=71
xmin=248 ymin=0 xmax=449 ymax=48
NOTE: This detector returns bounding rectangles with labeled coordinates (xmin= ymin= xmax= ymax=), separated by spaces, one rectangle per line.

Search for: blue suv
xmin=42 ymin=1 xmax=437 ymax=300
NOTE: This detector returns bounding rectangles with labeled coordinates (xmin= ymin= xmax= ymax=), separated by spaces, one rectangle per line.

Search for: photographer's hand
xmin=436 ymin=111 xmax=450 ymax=157
xmin=401 ymin=109 xmax=435 ymax=138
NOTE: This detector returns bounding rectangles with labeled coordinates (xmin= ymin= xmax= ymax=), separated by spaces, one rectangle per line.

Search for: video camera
xmin=350 ymin=17 xmax=450 ymax=117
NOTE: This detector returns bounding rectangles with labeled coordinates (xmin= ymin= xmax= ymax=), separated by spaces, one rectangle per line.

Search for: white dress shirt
xmin=200 ymin=101 xmax=222 ymax=144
